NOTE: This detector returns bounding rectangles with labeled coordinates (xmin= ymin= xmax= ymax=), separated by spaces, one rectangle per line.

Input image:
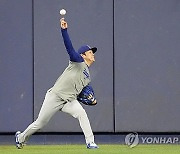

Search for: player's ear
xmin=80 ymin=53 xmax=86 ymax=58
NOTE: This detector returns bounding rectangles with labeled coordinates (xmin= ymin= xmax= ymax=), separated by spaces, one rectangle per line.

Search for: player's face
xmin=84 ymin=50 xmax=95 ymax=62
xmin=81 ymin=50 xmax=95 ymax=66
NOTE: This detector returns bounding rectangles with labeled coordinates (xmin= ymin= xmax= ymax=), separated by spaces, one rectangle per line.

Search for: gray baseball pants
xmin=18 ymin=89 xmax=94 ymax=144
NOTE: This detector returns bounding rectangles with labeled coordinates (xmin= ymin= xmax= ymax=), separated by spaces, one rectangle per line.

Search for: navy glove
xmin=77 ymin=85 xmax=97 ymax=106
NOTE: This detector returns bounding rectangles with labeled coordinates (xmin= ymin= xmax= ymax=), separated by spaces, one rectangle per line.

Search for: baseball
xmin=60 ymin=9 xmax=66 ymax=15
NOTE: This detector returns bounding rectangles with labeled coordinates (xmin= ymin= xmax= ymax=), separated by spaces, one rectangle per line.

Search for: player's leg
xmin=16 ymin=90 xmax=64 ymax=147
xmin=61 ymin=100 xmax=98 ymax=148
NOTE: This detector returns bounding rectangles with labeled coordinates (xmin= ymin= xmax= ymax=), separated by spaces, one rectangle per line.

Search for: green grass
xmin=0 ymin=144 xmax=180 ymax=154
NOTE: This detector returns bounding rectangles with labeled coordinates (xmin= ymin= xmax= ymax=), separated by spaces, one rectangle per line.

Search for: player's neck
xmin=84 ymin=60 xmax=93 ymax=67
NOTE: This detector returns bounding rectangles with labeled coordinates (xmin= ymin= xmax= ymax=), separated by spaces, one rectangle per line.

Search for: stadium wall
xmin=1 ymin=0 xmax=180 ymax=136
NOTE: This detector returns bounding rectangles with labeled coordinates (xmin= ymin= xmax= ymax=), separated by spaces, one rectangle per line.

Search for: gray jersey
xmin=52 ymin=61 xmax=91 ymax=101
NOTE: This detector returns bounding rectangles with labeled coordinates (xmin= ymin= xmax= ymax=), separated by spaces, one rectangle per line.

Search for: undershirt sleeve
xmin=61 ymin=28 xmax=84 ymax=62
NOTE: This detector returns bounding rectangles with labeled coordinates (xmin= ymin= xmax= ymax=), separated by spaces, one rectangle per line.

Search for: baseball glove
xmin=77 ymin=85 xmax=97 ymax=106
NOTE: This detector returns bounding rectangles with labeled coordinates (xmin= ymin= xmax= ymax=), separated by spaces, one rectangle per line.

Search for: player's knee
xmin=73 ymin=108 xmax=87 ymax=119
xmin=76 ymin=108 xmax=87 ymax=118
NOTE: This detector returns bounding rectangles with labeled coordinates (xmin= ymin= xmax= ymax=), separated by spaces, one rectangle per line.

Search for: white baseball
xmin=60 ymin=9 xmax=66 ymax=15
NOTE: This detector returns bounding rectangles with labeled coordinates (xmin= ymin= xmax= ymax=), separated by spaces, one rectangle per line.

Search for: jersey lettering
xmin=83 ymin=69 xmax=90 ymax=79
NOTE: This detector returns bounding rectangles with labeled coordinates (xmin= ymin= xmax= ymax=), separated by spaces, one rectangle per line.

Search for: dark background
xmin=0 ymin=0 xmax=180 ymax=133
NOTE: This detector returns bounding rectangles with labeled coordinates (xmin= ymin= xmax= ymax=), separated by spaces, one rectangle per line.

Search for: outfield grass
xmin=0 ymin=144 xmax=180 ymax=154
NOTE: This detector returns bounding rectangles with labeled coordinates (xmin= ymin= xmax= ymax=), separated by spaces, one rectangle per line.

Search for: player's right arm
xmin=60 ymin=19 xmax=83 ymax=62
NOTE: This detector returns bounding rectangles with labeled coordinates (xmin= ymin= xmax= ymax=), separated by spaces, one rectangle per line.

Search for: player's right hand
xmin=60 ymin=18 xmax=68 ymax=29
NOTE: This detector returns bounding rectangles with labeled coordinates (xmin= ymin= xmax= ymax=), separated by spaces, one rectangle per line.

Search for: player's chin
xmin=92 ymin=58 xmax=95 ymax=62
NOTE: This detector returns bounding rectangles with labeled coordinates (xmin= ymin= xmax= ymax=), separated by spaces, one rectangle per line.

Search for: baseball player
xmin=15 ymin=18 xmax=98 ymax=149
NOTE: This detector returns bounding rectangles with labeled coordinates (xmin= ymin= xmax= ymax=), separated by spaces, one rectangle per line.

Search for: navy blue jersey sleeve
xmin=61 ymin=28 xmax=84 ymax=62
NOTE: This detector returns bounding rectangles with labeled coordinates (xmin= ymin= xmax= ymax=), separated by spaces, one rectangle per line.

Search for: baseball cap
xmin=78 ymin=45 xmax=97 ymax=54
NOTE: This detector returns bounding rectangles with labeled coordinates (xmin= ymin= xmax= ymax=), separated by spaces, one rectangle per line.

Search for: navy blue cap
xmin=78 ymin=45 xmax=97 ymax=54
